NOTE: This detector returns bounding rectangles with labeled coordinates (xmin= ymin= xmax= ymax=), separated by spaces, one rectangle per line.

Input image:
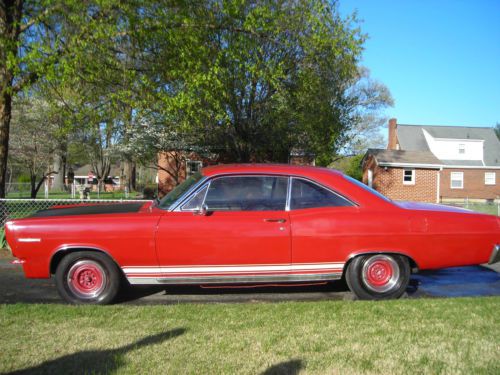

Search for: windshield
xmin=343 ymin=175 xmax=393 ymax=203
xmin=158 ymin=172 xmax=204 ymax=209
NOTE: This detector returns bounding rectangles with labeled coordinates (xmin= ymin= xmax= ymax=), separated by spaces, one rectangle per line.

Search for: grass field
xmin=465 ymin=203 xmax=499 ymax=216
xmin=1 ymin=298 xmax=499 ymax=374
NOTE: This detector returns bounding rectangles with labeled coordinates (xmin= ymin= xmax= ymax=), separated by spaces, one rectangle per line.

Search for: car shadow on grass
xmin=5 ymin=329 xmax=186 ymax=375
xmin=260 ymin=359 xmax=303 ymax=375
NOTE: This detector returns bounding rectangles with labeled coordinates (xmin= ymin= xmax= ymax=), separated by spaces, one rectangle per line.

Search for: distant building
xmin=362 ymin=119 xmax=500 ymax=203
xmin=71 ymin=164 xmax=122 ymax=192
xmin=157 ymin=151 xmax=316 ymax=196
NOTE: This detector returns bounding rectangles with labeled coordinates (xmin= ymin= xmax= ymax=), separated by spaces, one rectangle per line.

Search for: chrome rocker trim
xmin=127 ymin=273 xmax=342 ymax=285
xmin=488 ymin=245 xmax=500 ymax=265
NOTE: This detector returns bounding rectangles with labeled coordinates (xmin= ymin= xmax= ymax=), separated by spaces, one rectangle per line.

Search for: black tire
xmin=55 ymin=251 xmax=121 ymax=305
xmin=345 ymin=254 xmax=410 ymax=300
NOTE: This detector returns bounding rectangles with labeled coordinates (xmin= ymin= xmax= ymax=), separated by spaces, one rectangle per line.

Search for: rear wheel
xmin=55 ymin=251 xmax=121 ymax=304
xmin=345 ymin=254 xmax=410 ymax=300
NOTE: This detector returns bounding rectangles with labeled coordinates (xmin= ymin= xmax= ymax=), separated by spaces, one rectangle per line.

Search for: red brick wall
xmin=363 ymin=157 xmax=438 ymax=202
xmin=374 ymin=167 xmax=438 ymax=202
xmin=157 ymin=152 xmax=188 ymax=195
xmin=440 ymin=169 xmax=500 ymax=200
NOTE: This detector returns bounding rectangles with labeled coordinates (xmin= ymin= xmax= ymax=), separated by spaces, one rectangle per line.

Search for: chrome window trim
xmin=179 ymin=182 xmax=211 ymax=212
xmin=289 ymin=176 xmax=357 ymax=209
xmin=285 ymin=176 xmax=292 ymax=212
xmin=174 ymin=173 xmax=290 ymax=212
xmin=170 ymin=172 xmax=357 ymax=212
xmin=168 ymin=176 xmax=208 ymax=211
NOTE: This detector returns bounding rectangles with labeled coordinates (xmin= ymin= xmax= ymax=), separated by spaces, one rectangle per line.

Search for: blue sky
xmin=339 ymin=0 xmax=500 ymax=127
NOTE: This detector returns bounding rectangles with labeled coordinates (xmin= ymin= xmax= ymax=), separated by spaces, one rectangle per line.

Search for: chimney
xmin=387 ymin=118 xmax=398 ymax=150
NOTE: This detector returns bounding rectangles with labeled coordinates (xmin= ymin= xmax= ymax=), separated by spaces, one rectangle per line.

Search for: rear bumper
xmin=488 ymin=245 xmax=500 ymax=265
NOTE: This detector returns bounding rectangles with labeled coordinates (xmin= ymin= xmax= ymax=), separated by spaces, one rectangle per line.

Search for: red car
xmin=5 ymin=164 xmax=500 ymax=304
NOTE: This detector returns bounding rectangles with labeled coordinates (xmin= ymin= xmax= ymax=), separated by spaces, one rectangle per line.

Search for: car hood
xmin=395 ymin=201 xmax=474 ymax=214
xmin=30 ymin=202 xmax=146 ymax=218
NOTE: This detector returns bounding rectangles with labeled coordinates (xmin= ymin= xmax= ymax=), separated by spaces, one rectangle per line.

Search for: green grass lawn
xmin=466 ymin=203 xmax=499 ymax=216
xmin=1 ymin=298 xmax=499 ymax=374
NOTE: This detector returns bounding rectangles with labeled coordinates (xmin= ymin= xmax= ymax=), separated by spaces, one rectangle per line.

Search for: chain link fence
xmin=0 ymin=197 xmax=497 ymax=229
xmin=0 ymin=199 xmax=151 ymax=227
xmin=440 ymin=200 xmax=500 ymax=216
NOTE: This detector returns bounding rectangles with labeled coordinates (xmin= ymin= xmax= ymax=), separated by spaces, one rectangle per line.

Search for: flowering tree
xmin=120 ymin=117 xmax=212 ymax=186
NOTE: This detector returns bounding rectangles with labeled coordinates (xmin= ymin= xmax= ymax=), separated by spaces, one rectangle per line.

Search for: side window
xmin=204 ymin=176 xmax=288 ymax=211
xmin=290 ymin=178 xmax=352 ymax=210
xmin=181 ymin=185 xmax=208 ymax=211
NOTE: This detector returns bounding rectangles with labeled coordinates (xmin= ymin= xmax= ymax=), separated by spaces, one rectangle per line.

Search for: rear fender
xmin=345 ymin=250 xmax=419 ymax=274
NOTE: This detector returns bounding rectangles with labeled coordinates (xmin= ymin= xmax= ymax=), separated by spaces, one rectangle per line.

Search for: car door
xmin=288 ymin=177 xmax=358 ymax=277
xmin=155 ymin=175 xmax=291 ymax=282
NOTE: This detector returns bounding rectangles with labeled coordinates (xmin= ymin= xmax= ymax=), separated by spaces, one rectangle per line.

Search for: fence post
xmin=44 ymin=180 xmax=49 ymax=199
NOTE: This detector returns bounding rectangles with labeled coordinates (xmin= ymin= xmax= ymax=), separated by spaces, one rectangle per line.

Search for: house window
xmin=403 ymin=169 xmax=415 ymax=185
xmin=186 ymin=160 xmax=202 ymax=177
xmin=485 ymin=172 xmax=496 ymax=185
xmin=450 ymin=172 xmax=464 ymax=189
xmin=458 ymin=144 xmax=465 ymax=154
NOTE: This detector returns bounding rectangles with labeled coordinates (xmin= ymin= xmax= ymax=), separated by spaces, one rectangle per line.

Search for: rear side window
xmin=204 ymin=176 xmax=288 ymax=211
xmin=290 ymin=178 xmax=353 ymax=210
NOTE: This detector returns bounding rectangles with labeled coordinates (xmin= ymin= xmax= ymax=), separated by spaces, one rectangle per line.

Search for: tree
xmin=339 ymin=67 xmax=394 ymax=156
xmin=4 ymin=0 xmax=393 ymax=195
xmin=120 ymin=1 xmax=391 ymax=167
xmin=0 ymin=0 xmax=140 ymax=197
xmin=495 ymin=123 xmax=500 ymax=140
xmin=330 ymin=154 xmax=364 ymax=181
xmin=121 ymin=116 xmax=211 ymax=186
xmin=9 ymin=96 xmax=57 ymax=198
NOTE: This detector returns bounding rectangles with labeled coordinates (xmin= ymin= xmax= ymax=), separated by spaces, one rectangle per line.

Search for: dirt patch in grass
xmin=1 ymin=298 xmax=499 ymax=374
xmin=0 ymin=247 xmax=12 ymax=260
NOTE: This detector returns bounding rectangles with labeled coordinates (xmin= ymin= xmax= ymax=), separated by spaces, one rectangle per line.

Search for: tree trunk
xmin=52 ymin=153 xmax=64 ymax=191
xmin=30 ymin=173 xmax=37 ymax=199
xmin=0 ymin=95 xmax=12 ymax=198
xmin=0 ymin=0 xmax=23 ymax=198
xmin=122 ymin=159 xmax=136 ymax=191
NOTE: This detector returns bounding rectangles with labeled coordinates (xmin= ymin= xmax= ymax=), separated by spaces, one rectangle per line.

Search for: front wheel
xmin=345 ymin=254 xmax=410 ymax=300
xmin=55 ymin=251 xmax=121 ymax=304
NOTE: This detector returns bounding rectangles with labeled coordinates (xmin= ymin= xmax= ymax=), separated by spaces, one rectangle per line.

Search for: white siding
xmin=422 ymin=129 xmax=484 ymax=162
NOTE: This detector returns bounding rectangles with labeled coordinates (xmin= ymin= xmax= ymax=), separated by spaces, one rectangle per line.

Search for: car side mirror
xmin=195 ymin=204 xmax=209 ymax=216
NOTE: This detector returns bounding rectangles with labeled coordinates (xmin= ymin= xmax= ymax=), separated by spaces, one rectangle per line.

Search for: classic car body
xmin=5 ymin=164 xmax=500 ymax=303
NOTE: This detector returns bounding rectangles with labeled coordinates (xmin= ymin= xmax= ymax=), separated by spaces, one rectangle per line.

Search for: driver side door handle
xmin=263 ymin=218 xmax=287 ymax=223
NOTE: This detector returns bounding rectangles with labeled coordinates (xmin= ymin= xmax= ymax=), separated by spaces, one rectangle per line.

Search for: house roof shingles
xmin=397 ymin=124 xmax=500 ymax=166
xmin=73 ymin=164 xmax=122 ymax=177
xmin=366 ymin=149 xmax=441 ymax=167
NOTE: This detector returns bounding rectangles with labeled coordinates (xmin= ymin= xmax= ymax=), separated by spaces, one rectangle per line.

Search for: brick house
xmin=157 ymin=151 xmax=315 ymax=196
xmin=362 ymin=119 xmax=500 ymax=203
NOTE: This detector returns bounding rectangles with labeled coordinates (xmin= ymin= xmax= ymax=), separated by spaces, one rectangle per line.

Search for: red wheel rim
xmin=365 ymin=259 xmax=393 ymax=286
xmin=67 ymin=260 xmax=107 ymax=299
xmin=362 ymin=255 xmax=400 ymax=293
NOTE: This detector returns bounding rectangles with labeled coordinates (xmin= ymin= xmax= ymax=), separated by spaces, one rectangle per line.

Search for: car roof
xmin=201 ymin=163 xmax=343 ymax=179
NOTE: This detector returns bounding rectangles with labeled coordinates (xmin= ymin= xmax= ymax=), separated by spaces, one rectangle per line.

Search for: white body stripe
xmin=17 ymin=238 xmax=41 ymax=243
xmin=122 ymin=262 xmax=344 ymax=275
